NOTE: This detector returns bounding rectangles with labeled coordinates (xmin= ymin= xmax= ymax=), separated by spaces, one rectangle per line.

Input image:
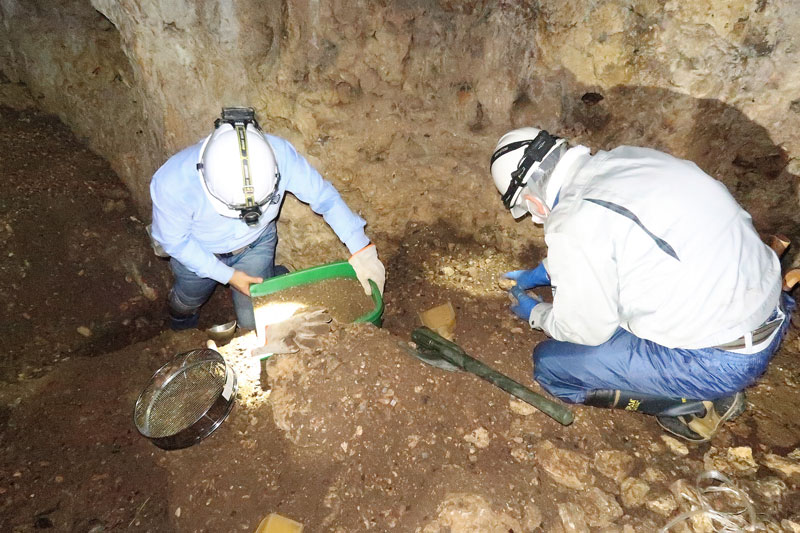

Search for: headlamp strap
xmin=490 ymin=139 xmax=530 ymax=167
xmin=233 ymin=123 xmax=256 ymax=208
xmin=497 ymin=131 xmax=558 ymax=209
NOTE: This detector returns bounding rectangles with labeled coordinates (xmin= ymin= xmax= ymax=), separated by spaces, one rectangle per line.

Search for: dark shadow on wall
xmin=526 ymin=78 xmax=798 ymax=240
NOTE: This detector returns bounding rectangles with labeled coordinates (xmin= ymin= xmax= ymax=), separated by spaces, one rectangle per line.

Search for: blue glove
xmin=503 ymin=262 xmax=550 ymax=290
xmin=509 ymin=286 xmax=541 ymax=322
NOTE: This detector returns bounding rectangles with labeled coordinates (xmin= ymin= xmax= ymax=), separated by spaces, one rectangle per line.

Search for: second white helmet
xmin=490 ymin=127 xmax=566 ymax=219
xmin=197 ymin=122 xmax=280 ymax=225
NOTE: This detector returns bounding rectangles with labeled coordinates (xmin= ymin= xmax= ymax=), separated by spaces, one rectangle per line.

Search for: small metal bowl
xmin=207 ymin=320 xmax=237 ymax=345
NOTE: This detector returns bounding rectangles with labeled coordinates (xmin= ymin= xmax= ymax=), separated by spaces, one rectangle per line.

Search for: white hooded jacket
xmin=530 ymin=146 xmax=782 ymax=349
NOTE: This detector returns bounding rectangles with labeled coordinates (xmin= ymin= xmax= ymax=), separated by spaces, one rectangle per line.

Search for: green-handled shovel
xmin=402 ymin=326 xmax=574 ymax=426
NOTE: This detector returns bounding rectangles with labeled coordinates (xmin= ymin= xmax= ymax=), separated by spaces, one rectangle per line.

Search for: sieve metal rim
xmin=136 ymin=359 xmax=225 ymax=437
xmin=133 ymin=348 xmax=238 ymax=449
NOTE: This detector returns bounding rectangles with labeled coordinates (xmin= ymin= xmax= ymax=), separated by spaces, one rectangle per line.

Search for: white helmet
xmin=197 ymin=112 xmax=280 ymax=226
xmin=490 ymin=127 xmax=566 ymax=220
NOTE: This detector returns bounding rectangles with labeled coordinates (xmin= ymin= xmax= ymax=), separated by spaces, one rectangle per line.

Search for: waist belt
xmin=713 ymin=317 xmax=783 ymax=351
xmin=216 ymin=245 xmax=249 ymax=259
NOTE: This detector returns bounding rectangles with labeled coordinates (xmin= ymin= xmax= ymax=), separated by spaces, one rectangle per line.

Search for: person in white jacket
xmin=151 ymin=107 xmax=385 ymax=331
xmin=490 ymin=127 xmax=794 ymax=442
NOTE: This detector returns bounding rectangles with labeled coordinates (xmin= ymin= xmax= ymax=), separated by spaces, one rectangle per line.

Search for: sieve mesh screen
xmin=137 ymin=360 xmax=227 ymax=438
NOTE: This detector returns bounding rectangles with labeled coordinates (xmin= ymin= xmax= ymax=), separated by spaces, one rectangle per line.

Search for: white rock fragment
xmin=535 ymin=440 xmax=595 ymax=490
xmin=558 ymin=502 xmax=590 ymax=533
xmin=421 ymin=493 xmax=522 ymax=532
xmin=497 ymin=277 xmax=516 ymax=290
xmin=581 ymin=487 xmax=623 ymax=527
xmin=641 ymin=467 xmax=667 ymax=483
xmin=594 ymin=449 xmax=635 ymax=483
xmin=509 ymin=399 xmax=536 ymax=416
xmin=761 ymin=453 xmax=800 ymax=478
xmin=463 ymin=427 xmax=490 ymax=448
xmin=716 ymin=446 xmax=757 ymax=474
xmin=660 ymin=435 xmax=689 ymax=456
xmin=703 ymin=446 xmax=757 ymax=475
xmin=620 ymin=477 xmax=650 ymax=508
xmin=510 ymin=447 xmax=530 ymax=462
xmin=781 ymin=519 xmax=800 ymax=533
xmin=690 ymin=513 xmax=715 ymax=533
xmin=77 ymin=326 xmax=92 ymax=337
xmin=645 ymin=492 xmax=677 ymax=517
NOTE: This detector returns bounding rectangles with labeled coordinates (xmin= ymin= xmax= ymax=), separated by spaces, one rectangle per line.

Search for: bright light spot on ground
xmin=216 ymin=301 xmax=312 ymax=408
xmin=216 ymin=330 xmax=271 ymax=407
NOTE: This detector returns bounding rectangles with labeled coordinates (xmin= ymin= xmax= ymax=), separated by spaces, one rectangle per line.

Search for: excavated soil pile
xmin=3 ymin=316 xmax=800 ymax=531
xmin=116 ymin=316 xmax=800 ymax=531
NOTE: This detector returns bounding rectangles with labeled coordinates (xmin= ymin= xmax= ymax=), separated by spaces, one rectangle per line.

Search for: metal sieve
xmin=134 ymin=348 xmax=237 ymax=450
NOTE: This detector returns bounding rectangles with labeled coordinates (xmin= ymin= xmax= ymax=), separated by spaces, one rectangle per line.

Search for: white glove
xmin=348 ymin=244 xmax=385 ymax=295
xmin=252 ymin=308 xmax=332 ymax=356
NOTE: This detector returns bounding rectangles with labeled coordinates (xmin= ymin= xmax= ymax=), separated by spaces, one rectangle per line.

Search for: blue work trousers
xmin=533 ymin=293 xmax=795 ymax=404
xmin=168 ymin=222 xmax=279 ymax=329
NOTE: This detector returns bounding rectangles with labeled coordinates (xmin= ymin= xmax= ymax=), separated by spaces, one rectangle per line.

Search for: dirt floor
xmin=1 ymin=107 xmax=800 ymax=532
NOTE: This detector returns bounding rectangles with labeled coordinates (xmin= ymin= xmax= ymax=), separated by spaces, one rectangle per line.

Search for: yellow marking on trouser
xmin=625 ymin=398 xmax=641 ymax=411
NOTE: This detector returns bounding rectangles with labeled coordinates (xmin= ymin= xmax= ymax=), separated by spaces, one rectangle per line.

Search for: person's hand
xmin=228 ymin=270 xmax=263 ymax=296
xmin=509 ymin=286 xmax=541 ymax=322
xmin=252 ymin=308 xmax=333 ymax=356
xmin=348 ymin=244 xmax=386 ymax=295
xmin=503 ymin=262 xmax=550 ymax=290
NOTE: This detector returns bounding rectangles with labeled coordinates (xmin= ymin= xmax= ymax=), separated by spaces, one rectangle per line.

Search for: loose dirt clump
xmin=253 ymin=277 xmax=375 ymax=324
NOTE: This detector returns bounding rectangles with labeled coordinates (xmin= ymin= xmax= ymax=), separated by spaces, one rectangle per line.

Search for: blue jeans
xmin=168 ymin=222 xmax=279 ymax=330
xmin=533 ymin=293 xmax=795 ymax=404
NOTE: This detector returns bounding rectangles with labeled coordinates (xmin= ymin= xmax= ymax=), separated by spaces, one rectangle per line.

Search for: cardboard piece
xmin=255 ymin=513 xmax=303 ymax=533
xmin=418 ymin=302 xmax=456 ymax=340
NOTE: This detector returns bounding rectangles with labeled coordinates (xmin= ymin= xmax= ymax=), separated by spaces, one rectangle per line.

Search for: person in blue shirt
xmin=150 ymin=107 xmax=385 ymax=331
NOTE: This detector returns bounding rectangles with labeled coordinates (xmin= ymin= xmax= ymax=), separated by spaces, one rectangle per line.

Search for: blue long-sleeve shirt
xmin=150 ymin=134 xmax=369 ymax=284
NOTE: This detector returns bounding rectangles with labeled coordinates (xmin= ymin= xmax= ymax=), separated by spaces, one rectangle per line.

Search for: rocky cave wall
xmin=1 ymin=0 xmax=799 ymax=267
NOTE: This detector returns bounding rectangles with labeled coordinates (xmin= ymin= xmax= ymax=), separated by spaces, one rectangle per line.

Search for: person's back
xmin=546 ymin=146 xmax=781 ymax=349
xmin=490 ymin=128 xmax=793 ymax=442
